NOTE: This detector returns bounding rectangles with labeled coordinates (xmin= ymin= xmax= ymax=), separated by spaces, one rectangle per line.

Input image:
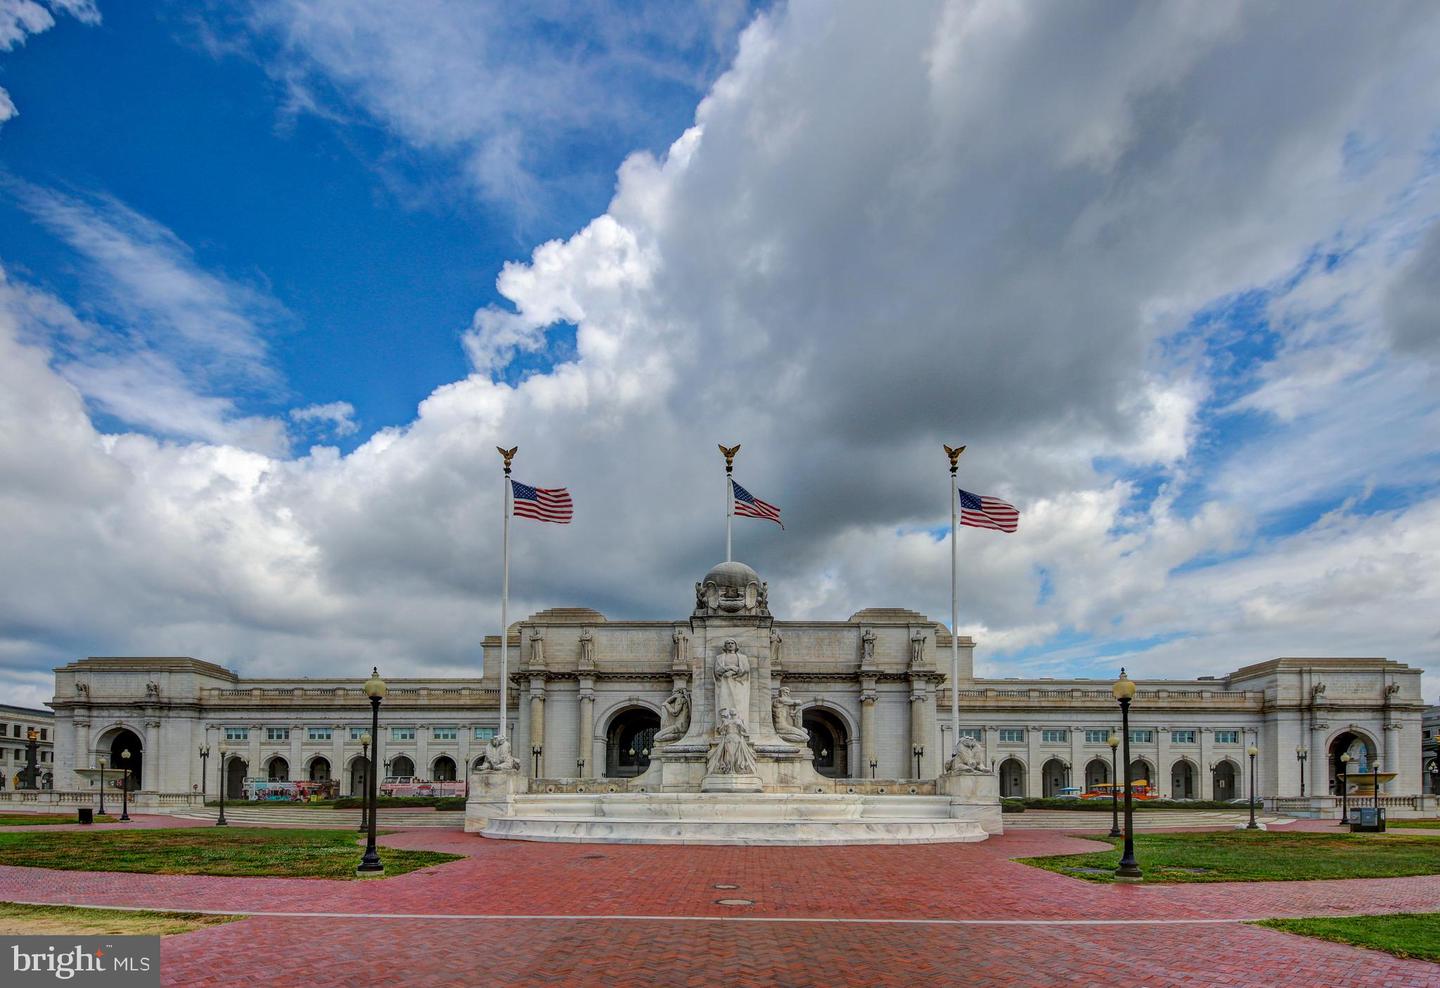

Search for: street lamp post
xmin=533 ymin=746 xmax=543 ymax=778
xmin=1246 ymin=744 xmax=1259 ymax=829
xmin=216 ymin=750 xmax=228 ymax=826
xmin=357 ymin=668 xmax=387 ymax=876
xmin=577 ymin=758 xmax=585 ymax=777
xmin=869 ymin=758 xmax=877 ymax=779
xmin=199 ymin=745 xmax=209 ymax=799
xmin=119 ymin=749 xmax=132 ymax=822
xmin=912 ymin=744 xmax=924 ymax=780
xmin=1296 ymin=746 xmax=1308 ymax=798
xmin=1338 ymin=751 xmax=1351 ymax=825
xmin=1107 ymin=734 xmax=1121 ymax=839
xmin=1112 ymin=669 xmax=1141 ymax=882
xmin=357 ymin=733 xmax=371 ymax=833
xmin=97 ymin=756 xmax=106 ymax=816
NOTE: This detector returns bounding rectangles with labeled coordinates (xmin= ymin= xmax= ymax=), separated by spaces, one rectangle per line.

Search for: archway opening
xmin=1128 ymin=758 xmax=1153 ymax=788
xmin=267 ymin=756 xmax=289 ymax=782
xmin=389 ymin=755 xmax=415 ymax=778
xmin=1212 ymin=760 xmax=1237 ymax=801
xmin=108 ymin=729 xmax=143 ymax=790
xmin=802 ymin=708 xmax=849 ymax=779
xmin=1041 ymin=757 xmax=1070 ymax=797
xmin=998 ymin=757 xmax=1025 ymax=798
xmin=349 ymin=756 xmax=370 ymax=797
xmin=1170 ymin=760 xmax=1196 ymax=799
xmin=225 ymin=756 xmax=248 ymax=799
xmin=432 ymin=755 xmax=457 ymax=782
xmin=605 ymin=707 xmax=660 ymax=778
xmin=1328 ymin=731 xmax=1376 ymax=792
xmin=1085 ymin=757 xmax=1111 ymax=791
xmin=308 ymin=757 xmax=331 ymax=783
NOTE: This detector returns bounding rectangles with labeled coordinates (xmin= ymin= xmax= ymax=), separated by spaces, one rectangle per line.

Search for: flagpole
xmin=946 ymin=444 xmax=965 ymax=756
xmin=497 ymin=446 xmax=517 ymax=742
xmin=720 ymin=444 xmax=739 ymax=561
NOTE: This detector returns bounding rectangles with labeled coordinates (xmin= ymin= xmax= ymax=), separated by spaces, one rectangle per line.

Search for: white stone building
xmin=0 ymin=704 xmax=55 ymax=790
xmin=44 ymin=561 xmax=1431 ymax=809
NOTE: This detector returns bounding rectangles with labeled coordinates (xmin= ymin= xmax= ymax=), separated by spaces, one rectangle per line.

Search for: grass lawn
xmin=1256 ymin=913 xmax=1440 ymax=964
xmin=0 ymin=827 xmax=463 ymax=879
xmin=1025 ymin=830 xmax=1440 ymax=883
xmin=0 ymin=813 xmax=116 ymax=826
xmin=0 ymin=901 xmax=240 ymax=936
xmin=1390 ymin=819 xmax=1440 ymax=830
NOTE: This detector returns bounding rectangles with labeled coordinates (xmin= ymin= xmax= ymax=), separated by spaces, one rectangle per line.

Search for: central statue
xmin=713 ymin=638 xmax=751 ymax=728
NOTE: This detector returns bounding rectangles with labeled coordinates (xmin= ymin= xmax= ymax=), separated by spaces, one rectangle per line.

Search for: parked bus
xmin=1080 ymin=781 xmax=1157 ymax=800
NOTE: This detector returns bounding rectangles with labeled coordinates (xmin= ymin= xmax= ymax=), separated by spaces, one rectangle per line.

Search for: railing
xmin=0 ymin=790 xmax=203 ymax=808
xmin=525 ymin=778 xmax=937 ymax=796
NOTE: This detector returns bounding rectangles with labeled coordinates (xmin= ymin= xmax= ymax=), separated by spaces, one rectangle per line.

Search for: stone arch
xmin=306 ymin=755 xmax=331 ymax=783
xmin=1128 ymin=758 xmax=1154 ymax=787
xmin=1041 ymin=757 xmax=1070 ymax=797
xmin=265 ymin=755 xmax=290 ymax=782
xmin=603 ymin=705 xmax=661 ymax=778
xmin=224 ymin=754 xmax=248 ymax=799
xmin=1170 ymin=757 xmax=1197 ymax=799
xmin=93 ymin=725 xmax=144 ymax=790
xmin=471 ymin=755 xmax=487 ymax=774
xmin=1326 ymin=728 xmax=1378 ymax=791
xmin=998 ymin=757 xmax=1025 ymax=798
xmin=432 ymin=755 xmax=457 ymax=782
xmin=1084 ymin=756 xmax=1111 ymax=791
xmin=801 ymin=706 xmax=850 ymax=779
xmin=346 ymin=754 xmax=370 ymax=797
xmin=1425 ymin=755 xmax=1439 ymax=795
xmin=1211 ymin=758 xmax=1239 ymax=801
xmin=388 ymin=754 xmax=415 ymax=778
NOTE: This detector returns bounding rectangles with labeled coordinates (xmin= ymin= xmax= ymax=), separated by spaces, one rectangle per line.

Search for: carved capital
xmin=859 ymin=690 xmax=878 ymax=705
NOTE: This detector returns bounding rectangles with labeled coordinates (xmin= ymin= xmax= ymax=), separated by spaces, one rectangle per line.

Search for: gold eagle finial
xmin=944 ymin=444 xmax=966 ymax=471
xmin=718 ymin=443 xmax=741 ymax=470
xmin=497 ymin=446 xmax=518 ymax=471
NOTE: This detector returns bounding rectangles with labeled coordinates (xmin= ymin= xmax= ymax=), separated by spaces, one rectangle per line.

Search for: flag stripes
xmin=958 ymin=489 xmax=1018 ymax=533
xmin=511 ymin=480 xmax=573 ymax=523
xmin=731 ymin=479 xmax=783 ymax=528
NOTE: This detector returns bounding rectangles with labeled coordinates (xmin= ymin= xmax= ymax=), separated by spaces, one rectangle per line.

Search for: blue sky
xmin=0 ymin=2 xmax=1437 ymax=708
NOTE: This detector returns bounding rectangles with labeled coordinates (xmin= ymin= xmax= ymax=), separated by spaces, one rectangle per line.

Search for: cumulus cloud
xmin=3 ymin=1 xmax=1440 ymax=712
xmin=289 ymin=400 xmax=358 ymax=438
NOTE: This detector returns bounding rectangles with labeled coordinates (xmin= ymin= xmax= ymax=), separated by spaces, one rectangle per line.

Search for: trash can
xmin=1350 ymin=806 xmax=1386 ymax=833
xmin=77 ymin=807 xmax=94 ymax=825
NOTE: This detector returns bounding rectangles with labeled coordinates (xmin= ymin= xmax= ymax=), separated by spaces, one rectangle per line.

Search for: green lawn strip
xmin=0 ymin=901 xmax=241 ymax=937
xmin=1388 ymin=819 xmax=1440 ymax=830
xmin=0 ymin=827 xmax=462 ymax=879
xmin=1023 ymin=830 xmax=1440 ymax=884
xmin=0 ymin=814 xmax=116 ymax=826
xmin=1254 ymin=913 xmax=1440 ymax=964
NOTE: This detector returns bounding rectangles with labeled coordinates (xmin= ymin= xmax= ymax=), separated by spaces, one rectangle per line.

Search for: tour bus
xmin=1080 ymin=780 xmax=1157 ymax=800
xmin=378 ymin=776 xmax=466 ymax=798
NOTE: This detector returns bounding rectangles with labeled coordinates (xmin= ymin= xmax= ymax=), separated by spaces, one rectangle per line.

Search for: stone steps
xmin=172 ymin=807 xmax=463 ymax=828
xmin=482 ymin=816 xmax=988 ymax=845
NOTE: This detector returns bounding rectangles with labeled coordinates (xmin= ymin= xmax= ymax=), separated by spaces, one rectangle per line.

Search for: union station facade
xmin=45 ymin=562 xmax=1431 ymax=807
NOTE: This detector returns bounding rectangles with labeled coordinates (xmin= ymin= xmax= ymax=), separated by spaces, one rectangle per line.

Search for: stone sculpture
xmin=771 ymin=687 xmax=810 ymax=743
xmin=579 ymin=628 xmax=594 ymax=668
xmin=672 ymin=628 xmax=688 ymax=665
xmin=477 ymin=735 xmax=520 ymax=773
xmin=943 ymin=735 xmax=991 ymax=776
xmin=654 ymin=687 xmax=692 ymax=743
xmin=861 ymin=628 xmax=876 ymax=663
xmin=714 ymin=638 xmax=751 ymax=727
xmin=708 ymin=708 xmax=757 ymax=775
xmin=528 ymin=628 xmax=545 ymax=668
xmin=909 ymin=628 xmax=927 ymax=667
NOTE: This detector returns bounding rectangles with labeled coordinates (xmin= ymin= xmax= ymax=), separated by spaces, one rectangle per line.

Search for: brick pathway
xmin=2 ymin=821 xmax=1438 ymax=986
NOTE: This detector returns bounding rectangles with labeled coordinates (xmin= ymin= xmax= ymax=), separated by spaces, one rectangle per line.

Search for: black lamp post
xmin=1338 ymin=751 xmax=1351 ymax=825
xmin=1107 ymin=733 xmax=1121 ymax=838
xmin=199 ymin=745 xmax=209 ymax=799
xmin=1246 ymin=744 xmax=1259 ymax=829
xmin=869 ymin=758 xmax=877 ymax=779
xmin=1373 ymin=758 xmax=1381 ymax=810
xmin=1112 ymin=669 xmax=1141 ymax=882
xmin=97 ymin=756 xmax=106 ymax=816
xmin=357 ymin=733 xmax=371 ymax=833
xmin=1296 ymin=745 xmax=1307 ymax=798
xmin=577 ymin=758 xmax=585 ymax=777
xmin=119 ymin=748 xmax=132 ymax=822
xmin=216 ymin=750 xmax=228 ymax=826
xmin=23 ymin=729 xmax=39 ymax=789
xmin=912 ymin=744 xmax=924 ymax=779
xmin=532 ymin=745 xmax=543 ymax=777
xmin=357 ymin=667 xmax=387 ymax=876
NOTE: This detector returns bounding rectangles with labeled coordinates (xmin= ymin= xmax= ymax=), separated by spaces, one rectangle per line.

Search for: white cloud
xmin=290 ymin=400 xmax=358 ymax=438
xmin=0 ymin=0 xmax=99 ymax=127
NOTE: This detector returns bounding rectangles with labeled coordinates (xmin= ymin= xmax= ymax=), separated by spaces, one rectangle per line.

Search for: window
xmin=474 ymin=726 xmax=497 ymax=741
xmin=957 ymin=728 xmax=982 ymax=741
xmin=350 ymin=727 xmax=367 ymax=741
xmin=224 ymin=727 xmax=248 ymax=742
xmin=392 ymin=727 xmax=415 ymax=742
xmin=1084 ymin=729 xmax=1112 ymax=744
xmin=1129 ymin=729 xmax=1154 ymax=744
xmin=1041 ymin=729 xmax=1069 ymax=744
xmin=307 ymin=727 xmax=332 ymax=742
xmin=1214 ymin=730 xmax=1240 ymax=744
xmin=1170 ymin=730 xmax=1196 ymax=745
xmin=11 ymin=725 xmax=18 ymax=738
xmin=39 ymin=729 xmax=47 ymax=741
xmin=266 ymin=727 xmax=290 ymax=742
xmin=998 ymin=729 xmax=1025 ymax=743
xmin=432 ymin=726 xmax=457 ymax=741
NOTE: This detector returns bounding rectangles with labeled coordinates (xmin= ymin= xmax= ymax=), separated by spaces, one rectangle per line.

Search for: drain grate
xmin=713 ymin=883 xmax=739 ymax=889
xmin=714 ymin=898 xmax=754 ymax=906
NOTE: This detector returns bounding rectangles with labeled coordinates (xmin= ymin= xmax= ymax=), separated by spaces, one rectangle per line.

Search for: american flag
xmin=511 ymin=480 xmax=573 ymax=524
xmin=959 ymin=489 xmax=1019 ymax=533
xmin=732 ymin=479 xmax=782 ymax=528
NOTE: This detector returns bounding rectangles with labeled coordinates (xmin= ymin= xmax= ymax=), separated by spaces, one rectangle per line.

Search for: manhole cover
xmin=714 ymin=898 xmax=754 ymax=906
xmin=713 ymin=883 xmax=739 ymax=889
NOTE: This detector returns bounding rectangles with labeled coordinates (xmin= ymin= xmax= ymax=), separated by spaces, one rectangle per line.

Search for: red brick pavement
xmin=2 ymin=823 xmax=1438 ymax=986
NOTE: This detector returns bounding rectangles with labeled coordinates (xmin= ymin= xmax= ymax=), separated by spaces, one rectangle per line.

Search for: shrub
xmin=1001 ymin=798 xmax=1026 ymax=814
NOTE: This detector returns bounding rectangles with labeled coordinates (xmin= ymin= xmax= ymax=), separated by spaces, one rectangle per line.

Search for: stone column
xmin=1156 ymin=727 xmax=1172 ymax=799
xmin=1384 ymin=722 xmax=1400 ymax=794
xmin=416 ymin=724 xmax=430 ymax=780
xmin=331 ymin=726 xmax=345 ymax=788
xmin=1025 ymin=727 xmax=1042 ymax=797
xmin=289 ymin=726 xmax=303 ymax=783
xmin=247 ymin=725 xmax=262 ymax=782
xmin=529 ymin=684 xmax=546 ymax=778
xmin=1309 ymin=722 xmax=1328 ymax=795
xmin=142 ymin=720 xmax=161 ymax=792
xmin=577 ymin=687 xmax=595 ymax=778
xmin=908 ymin=688 xmax=929 ymax=779
xmin=1199 ymin=729 xmax=1213 ymax=800
xmin=457 ymin=725 xmax=471 ymax=777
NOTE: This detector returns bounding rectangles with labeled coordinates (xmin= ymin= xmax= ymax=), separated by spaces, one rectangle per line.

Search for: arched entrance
xmin=1328 ymin=730 xmax=1376 ymax=792
xmin=1212 ymin=760 xmax=1237 ymax=801
xmin=348 ymin=756 xmax=370 ymax=797
xmin=107 ymin=729 xmax=143 ymax=790
xmin=1084 ymin=757 xmax=1110 ymax=791
xmin=389 ymin=755 xmax=415 ymax=778
xmin=1170 ymin=759 xmax=1196 ymax=799
xmin=1128 ymin=758 xmax=1153 ymax=787
xmin=267 ymin=756 xmax=289 ymax=782
xmin=605 ymin=707 xmax=660 ymax=778
xmin=1426 ymin=756 xmax=1439 ymax=795
xmin=1041 ymin=757 xmax=1070 ymax=796
xmin=998 ymin=757 xmax=1025 ymax=798
xmin=225 ymin=756 xmax=248 ymax=799
xmin=802 ymin=708 xmax=849 ymax=778
xmin=432 ymin=755 xmax=457 ymax=782
xmin=307 ymin=757 xmax=331 ymax=782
